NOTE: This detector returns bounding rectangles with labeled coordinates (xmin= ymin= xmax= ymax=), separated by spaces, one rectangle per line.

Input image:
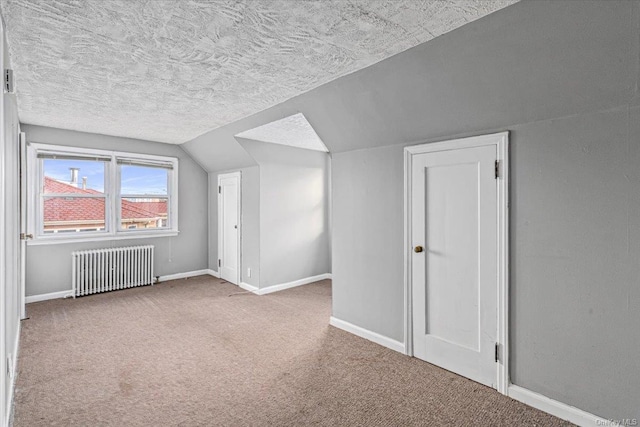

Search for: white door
xmin=411 ymin=144 xmax=498 ymax=388
xmin=218 ymin=172 xmax=240 ymax=285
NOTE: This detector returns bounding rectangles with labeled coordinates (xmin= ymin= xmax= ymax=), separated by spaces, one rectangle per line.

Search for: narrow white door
xmin=411 ymin=144 xmax=498 ymax=388
xmin=218 ymin=173 xmax=240 ymax=285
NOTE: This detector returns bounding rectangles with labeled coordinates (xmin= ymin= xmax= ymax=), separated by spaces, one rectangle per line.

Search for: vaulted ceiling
xmin=1 ymin=0 xmax=516 ymax=145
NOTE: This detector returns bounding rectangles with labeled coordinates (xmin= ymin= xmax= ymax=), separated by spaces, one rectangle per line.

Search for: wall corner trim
xmin=507 ymin=385 xmax=606 ymax=427
xmin=239 ymin=282 xmax=259 ymax=293
xmin=257 ymin=273 xmax=332 ymax=295
xmin=25 ymin=290 xmax=74 ymax=304
xmin=329 ymin=316 xmax=405 ymax=354
xmin=239 ymin=274 xmax=331 ymax=295
xmin=206 ymin=269 xmax=220 ymax=278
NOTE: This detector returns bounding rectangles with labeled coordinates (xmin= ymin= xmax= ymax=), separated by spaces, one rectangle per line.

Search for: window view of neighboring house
xmin=43 ymin=176 xmax=168 ymax=233
xmin=31 ymin=145 xmax=178 ymax=240
xmin=118 ymin=163 xmax=170 ymax=231
xmin=119 ymin=199 xmax=168 ymax=230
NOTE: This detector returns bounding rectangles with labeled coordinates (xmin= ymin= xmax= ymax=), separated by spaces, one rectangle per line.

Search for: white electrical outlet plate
xmin=247 ymin=268 xmax=251 ymax=278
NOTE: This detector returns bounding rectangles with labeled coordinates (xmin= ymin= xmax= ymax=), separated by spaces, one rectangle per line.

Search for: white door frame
xmin=19 ymin=131 xmax=26 ymax=319
xmin=217 ymin=171 xmax=241 ymax=286
xmin=403 ymin=131 xmax=509 ymax=394
xmin=0 ymin=15 xmax=6 ymax=423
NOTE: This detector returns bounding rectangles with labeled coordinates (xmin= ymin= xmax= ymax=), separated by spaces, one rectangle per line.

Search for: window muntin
xmin=30 ymin=144 xmax=178 ymax=242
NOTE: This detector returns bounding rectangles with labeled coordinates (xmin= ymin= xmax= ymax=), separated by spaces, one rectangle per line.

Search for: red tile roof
xmin=44 ymin=177 xmax=101 ymax=196
xmin=129 ymin=201 xmax=168 ymax=216
xmin=43 ymin=177 xmax=167 ymax=223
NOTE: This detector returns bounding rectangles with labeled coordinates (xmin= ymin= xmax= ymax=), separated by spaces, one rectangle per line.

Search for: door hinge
xmin=4 ymin=69 xmax=14 ymax=93
xmin=218 ymin=185 xmax=221 ymax=194
xmin=218 ymin=259 xmax=221 ymax=267
xmin=495 ymin=160 xmax=500 ymax=179
xmin=495 ymin=343 xmax=500 ymax=363
xmin=20 ymin=233 xmax=33 ymax=240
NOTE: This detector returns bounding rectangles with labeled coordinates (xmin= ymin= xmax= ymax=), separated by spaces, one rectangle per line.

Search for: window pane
xmin=120 ymin=197 xmax=168 ymax=230
xmin=43 ymin=159 xmax=105 ymax=194
xmin=120 ymin=165 xmax=168 ymax=196
xmin=43 ymin=197 xmax=106 ymax=233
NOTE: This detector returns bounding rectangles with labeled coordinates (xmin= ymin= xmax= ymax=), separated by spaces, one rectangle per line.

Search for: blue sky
xmin=121 ymin=165 xmax=168 ymax=195
xmin=44 ymin=160 xmax=168 ymax=195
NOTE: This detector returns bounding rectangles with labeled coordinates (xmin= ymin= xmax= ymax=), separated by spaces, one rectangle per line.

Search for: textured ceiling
xmin=236 ymin=113 xmax=328 ymax=152
xmin=1 ymin=0 xmax=517 ymax=144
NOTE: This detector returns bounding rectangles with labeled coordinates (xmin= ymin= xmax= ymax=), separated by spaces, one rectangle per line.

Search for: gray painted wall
xmin=209 ymin=140 xmax=330 ymax=289
xmin=239 ymin=166 xmax=261 ymax=287
xmin=23 ymin=125 xmax=209 ymax=296
xmin=330 ymin=0 xmax=640 ymax=418
xmin=332 ymin=144 xmax=405 ymax=342
xmin=238 ymin=139 xmax=331 ymax=288
xmin=185 ymin=0 xmax=639 ymax=419
xmin=208 ymin=174 xmax=217 ymax=272
xmin=510 ymin=105 xmax=640 ymax=419
xmin=209 ymin=166 xmax=261 ymax=287
xmin=333 ymin=105 xmax=640 ymax=420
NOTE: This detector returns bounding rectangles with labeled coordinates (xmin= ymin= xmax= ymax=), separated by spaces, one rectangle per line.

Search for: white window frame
xmin=116 ymin=157 xmax=175 ymax=233
xmin=27 ymin=143 xmax=179 ymax=245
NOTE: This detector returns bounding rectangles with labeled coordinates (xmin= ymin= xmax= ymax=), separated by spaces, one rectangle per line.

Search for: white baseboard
xmin=25 ymin=290 xmax=74 ymax=303
xmin=257 ymin=273 xmax=332 ymax=295
xmin=158 ymin=269 xmax=210 ymax=282
xmin=329 ymin=316 xmax=405 ymax=354
xmin=239 ymin=282 xmax=259 ymax=293
xmin=26 ymin=269 xmax=215 ymax=303
xmin=508 ymin=385 xmax=605 ymax=426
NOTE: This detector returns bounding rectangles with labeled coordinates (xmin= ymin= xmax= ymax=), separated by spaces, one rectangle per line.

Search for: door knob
xmin=414 ymin=245 xmax=423 ymax=253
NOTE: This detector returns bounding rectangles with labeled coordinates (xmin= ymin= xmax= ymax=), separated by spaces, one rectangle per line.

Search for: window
xmin=118 ymin=161 xmax=170 ymax=231
xmin=29 ymin=144 xmax=178 ymax=243
xmin=41 ymin=156 xmax=108 ymax=234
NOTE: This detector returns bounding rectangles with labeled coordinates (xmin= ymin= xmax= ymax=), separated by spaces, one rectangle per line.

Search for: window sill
xmin=26 ymin=231 xmax=179 ymax=246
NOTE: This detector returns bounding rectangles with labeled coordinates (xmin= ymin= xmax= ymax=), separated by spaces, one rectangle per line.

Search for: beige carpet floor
xmin=13 ymin=276 xmax=570 ymax=426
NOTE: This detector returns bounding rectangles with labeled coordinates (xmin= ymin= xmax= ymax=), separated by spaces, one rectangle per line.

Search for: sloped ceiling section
xmin=1 ymin=0 xmax=516 ymax=144
xmin=235 ymin=113 xmax=328 ymax=152
xmin=182 ymin=0 xmax=637 ymax=172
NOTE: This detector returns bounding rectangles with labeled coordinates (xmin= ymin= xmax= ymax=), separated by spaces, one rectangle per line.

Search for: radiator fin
xmin=72 ymin=245 xmax=154 ymax=297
